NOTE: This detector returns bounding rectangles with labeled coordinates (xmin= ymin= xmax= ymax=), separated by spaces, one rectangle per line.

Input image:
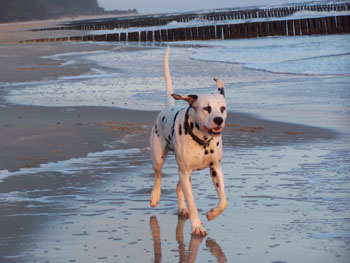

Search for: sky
xmin=97 ymin=0 xmax=329 ymax=13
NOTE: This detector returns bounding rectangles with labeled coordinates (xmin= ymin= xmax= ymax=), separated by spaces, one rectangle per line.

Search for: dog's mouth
xmin=202 ymin=125 xmax=223 ymax=136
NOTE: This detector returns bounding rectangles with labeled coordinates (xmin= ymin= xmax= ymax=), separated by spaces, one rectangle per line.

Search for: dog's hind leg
xmin=150 ymin=127 xmax=169 ymax=208
xmin=206 ymin=165 xmax=228 ymax=221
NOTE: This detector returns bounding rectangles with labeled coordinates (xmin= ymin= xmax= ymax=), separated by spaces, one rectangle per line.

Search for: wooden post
xmin=173 ymin=28 xmax=181 ymax=41
xmin=281 ymin=21 xmax=287 ymax=35
xmin=186 ymin=28 xmax=192 ymax=40
xmin=216 ymin=25 xmax=223 ymax=39
xmin=336 ymin=16 xmax=345 ymax=33
xmin=344 ymin=15 xmax=350 ymax=33
xmin=167 ymin=29 xmax=175 ymax=41
xmin=198 ymin=26 xmax=205 ymax=40
xmin=319 ymin=17 xmax=327 ymax=34
xmin=161 ymin=30 xmax=167 ymax=41
xmin=308 ymin=18 xmax=316 ymax=34
xmin=203 ymin=26 xmax=211 ymax=40
xmin=154 ymin=30 xmax=161 ymax=42
xmin=223 ymin=24 xmax=230 ymax=39
xmin=287 ymin=20 xmax=294 ymax=36
xmin=326 ymin=16 xmax=337 ymax=34
xmin=294 ymin=20 xmax=301 ymax=35
xmin=300 ymin=19 xmax=309 ymax=35
xmin=128 ymin=32 xmax=139 ymax=41
xmin=141 ymin=31 xmax=146 ymax=41
xmin=147 ymin=31 xmax=153 ymax=42
xmin=120 ymin=33 xmax=126 ymax=41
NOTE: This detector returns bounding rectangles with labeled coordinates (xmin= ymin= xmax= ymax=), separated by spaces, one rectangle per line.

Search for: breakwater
xmin=23 ymin=3 xmax=350 ymax=43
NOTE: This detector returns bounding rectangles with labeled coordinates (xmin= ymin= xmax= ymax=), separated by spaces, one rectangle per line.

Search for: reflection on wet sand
xmin=150 ymin=215 xmax=227 ymax=263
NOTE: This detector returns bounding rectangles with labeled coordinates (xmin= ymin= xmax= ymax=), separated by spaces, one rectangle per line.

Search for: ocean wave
xmin=0 ymin=148 xmax=144 ymax=183
xmin=187 ymin=34 xmax=350 ymax=75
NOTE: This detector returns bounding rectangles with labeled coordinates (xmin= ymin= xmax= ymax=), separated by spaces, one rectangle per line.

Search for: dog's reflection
xmin=150 ymin=216 xmax=227 ymax=263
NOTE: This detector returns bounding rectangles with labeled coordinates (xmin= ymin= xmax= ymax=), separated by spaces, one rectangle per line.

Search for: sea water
xmin=3 ymin=34 xmax=350 ymax=131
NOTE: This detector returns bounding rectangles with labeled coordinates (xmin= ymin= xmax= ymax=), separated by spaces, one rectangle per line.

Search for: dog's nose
xmin=213 ymin=117 xmax=223 ymax=126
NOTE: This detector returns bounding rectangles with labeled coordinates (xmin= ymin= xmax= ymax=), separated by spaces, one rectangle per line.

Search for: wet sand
xmin=0 ymin=21 xmax=349 ymax=263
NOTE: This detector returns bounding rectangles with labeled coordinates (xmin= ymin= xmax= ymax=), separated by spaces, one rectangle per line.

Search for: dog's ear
xmin=172 ymin=94 xmax=198 ymax=105
xmin=214 ymin=78 xmax=225 ymax=97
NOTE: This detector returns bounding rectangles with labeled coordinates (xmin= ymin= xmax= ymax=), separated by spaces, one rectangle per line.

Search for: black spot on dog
xmin=218 ymin=88 xmax=225 ymax=97
xmin=184 ymin=122 xmax=189 ymax=135
xmin=210 ymin=149 xmax=214 ymax=154
xmin=204 ymin=150 xmax=209 ymax=155
xmin=211 ymin=169 xmax=217 ymax=177
xmin=174 ymin=110 xmax=180 ymax=122
xmin=210 ymin=162 xmax=214 ymax=166
xmin=162 ymin=116 xmax=165 ymax=122
xmin=203 ymin=105 xmax=212 ymax=114
xmin=190 ymin=122 xmax=194 ymax=130
xmin=216 ymin=183 xmax=219 ymax=187
xmin=217 ymin=141 xmax=220 ymax=147
xmin=179 ymin=124 xmax=182 ymax=135
xmin=195 ymin=122 xmax=200 ymax=130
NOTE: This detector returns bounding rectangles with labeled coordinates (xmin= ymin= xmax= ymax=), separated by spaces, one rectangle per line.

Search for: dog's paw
xmin=150 ymin=189 xmax=161 ymax=208
xmin=192 ymin=226 xmax=207 ymax=237
xmin=206 ymin=208 xmax=220 ymax=221
xmin=178 ymin=208 xmax=189 ymax=218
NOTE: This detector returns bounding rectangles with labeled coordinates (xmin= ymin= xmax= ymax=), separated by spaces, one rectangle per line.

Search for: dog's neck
xmin=184 ymin=107 xmax=213 ymax=148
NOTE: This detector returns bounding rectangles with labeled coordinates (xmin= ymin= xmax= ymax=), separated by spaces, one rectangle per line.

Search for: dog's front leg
xmin=206 ymin=165 xmax=228 ymax=221
xmin=179 ymin=169 xmax=207 ymax=236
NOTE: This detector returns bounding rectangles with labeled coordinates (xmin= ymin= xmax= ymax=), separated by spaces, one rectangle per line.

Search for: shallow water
xmin=0 ymin=138 xmax=349 ymax=262
xmin=3 ymin=36 xmax=350 ymax=133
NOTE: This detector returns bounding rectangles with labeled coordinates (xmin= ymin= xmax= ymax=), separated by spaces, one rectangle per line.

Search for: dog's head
xmin=172 ymin=78 xmax=227 ymax=137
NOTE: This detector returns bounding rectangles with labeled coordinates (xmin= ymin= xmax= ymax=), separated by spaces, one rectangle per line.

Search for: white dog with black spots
xmin=150 ymin=47 xmax=227 ymax=236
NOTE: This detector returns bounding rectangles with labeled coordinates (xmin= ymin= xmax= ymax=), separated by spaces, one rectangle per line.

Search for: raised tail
xmin=164 ymin=47 xmax=175 ymax=107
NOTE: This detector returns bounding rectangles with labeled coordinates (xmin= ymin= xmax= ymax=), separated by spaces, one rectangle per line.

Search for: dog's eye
xmin=203 ymin=106 xmax=211 ymax=114
xmin=220 ymin=106 xmax=226 ymax=113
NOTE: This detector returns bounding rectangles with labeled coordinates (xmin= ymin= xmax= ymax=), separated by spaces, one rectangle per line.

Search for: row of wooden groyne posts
xmin=32 ymin=3 xmax=350 ymax=31
xmin=24 ymin=3 xmax=350 ymax=43
xmin=24 ymin=15 xmax=350 ymax=43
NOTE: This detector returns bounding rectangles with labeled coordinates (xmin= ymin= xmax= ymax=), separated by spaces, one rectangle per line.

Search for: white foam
xmin=0 ymin=148 xmax=143 ymax=182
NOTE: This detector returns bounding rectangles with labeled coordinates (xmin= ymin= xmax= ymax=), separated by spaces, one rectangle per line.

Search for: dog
xmin=150 ymin=47 xmax=227 ymax=236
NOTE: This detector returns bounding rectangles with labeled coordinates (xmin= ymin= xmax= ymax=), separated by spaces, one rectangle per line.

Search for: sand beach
xmin=0 ymin=18 xmax=349 ymax=263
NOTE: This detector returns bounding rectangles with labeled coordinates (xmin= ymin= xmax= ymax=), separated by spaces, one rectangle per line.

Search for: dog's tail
xmin=164 ymin=47 xmax=175 ymax=107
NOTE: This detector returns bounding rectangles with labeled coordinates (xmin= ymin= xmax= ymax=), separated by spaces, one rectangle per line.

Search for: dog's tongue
xmin=202 ymin=125 xmax=210 ymax=133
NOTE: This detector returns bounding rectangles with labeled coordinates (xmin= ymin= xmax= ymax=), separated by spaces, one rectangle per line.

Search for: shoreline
xmin=0 ymin=102 xmax=337 ymax=173
xmin=0 ymin=40 xmax=338 ymax=173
